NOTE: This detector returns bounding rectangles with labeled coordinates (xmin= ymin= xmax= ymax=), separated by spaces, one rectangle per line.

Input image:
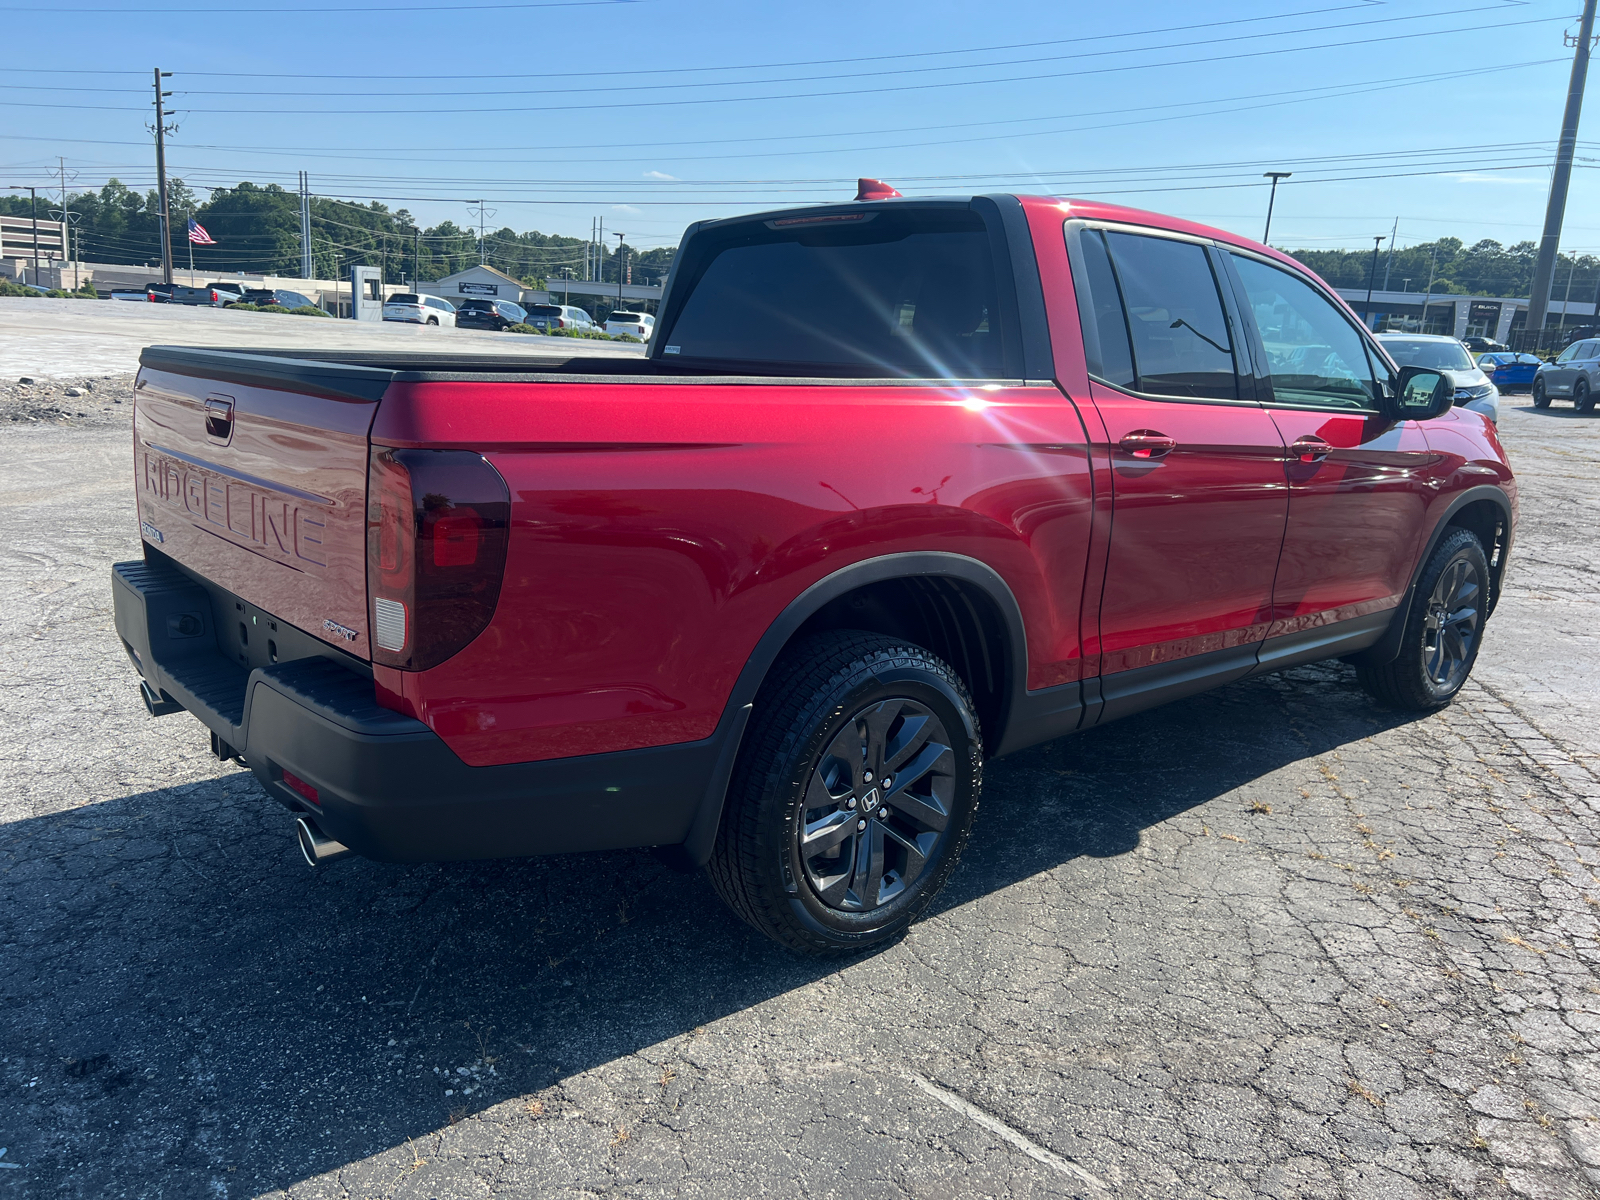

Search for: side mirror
xmin=1394 ymin=366 xmax=1453 ymax=420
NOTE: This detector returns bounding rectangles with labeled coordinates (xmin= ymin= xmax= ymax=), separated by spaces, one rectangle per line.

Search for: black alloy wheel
xmin=708 ymin=631 xmax=982 ymax=954
xmin=1532 ymin=378 xmax=1550 ymax=408
xmin=1356 ymin=527 xmax=1490 ymax=710
xmin=1420 ymin=554 xmax=1482 ymax=694
xmin=797 ymin=697 xmax=955 ymax=913
xmin=1576 ymin=379 xmax=1594 ymax=414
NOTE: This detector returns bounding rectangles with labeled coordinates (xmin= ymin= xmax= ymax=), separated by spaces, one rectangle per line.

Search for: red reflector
xmin=282 ymin=770 xmax=319 ymax=805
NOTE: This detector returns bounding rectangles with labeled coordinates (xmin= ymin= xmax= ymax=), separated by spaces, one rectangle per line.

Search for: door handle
xmin=1118 ymin=430 xmax=1176 ymax=460
xmin=204 ymin=396 xmax=235 ymax=442
xmin=1290 ymin=435 xmax=1332 ymax=463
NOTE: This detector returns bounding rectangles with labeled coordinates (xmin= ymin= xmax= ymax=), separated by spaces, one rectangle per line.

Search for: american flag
xmin=187 ymin=217 xmax=216 ymax=245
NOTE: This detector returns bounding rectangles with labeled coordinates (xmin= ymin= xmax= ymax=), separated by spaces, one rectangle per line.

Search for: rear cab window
xmin=1070 ymin=225 xmax=1240 ymax=401
xmin=653 ymin=204 xmax=1020 ymax=378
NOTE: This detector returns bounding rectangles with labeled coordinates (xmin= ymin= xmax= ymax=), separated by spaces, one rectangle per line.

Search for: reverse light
xmin=366 ymin=447 xmax=510 ymax=671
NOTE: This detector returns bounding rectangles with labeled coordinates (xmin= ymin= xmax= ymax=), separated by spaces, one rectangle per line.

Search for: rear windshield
xmin=1379 ymin=338 xmax=1474 ymax=371
xmin=527 ymin=305 xmax=564 ymax=317
xmin=607 ymin=312 xmax=642 ymax=322
xmin=387 ymin=294 xmax=419 ymax=305
xmin=658 ymin=207 xmax=1007 ymax=377
xmin=458 ymin=300 xmax=492 ymax=311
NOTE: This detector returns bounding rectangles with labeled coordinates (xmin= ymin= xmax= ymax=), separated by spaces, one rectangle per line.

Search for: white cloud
xmin=643 ymin=171 xmax=678 ymax=181
xmin=612 ymin=204 xmax=642 ymax=214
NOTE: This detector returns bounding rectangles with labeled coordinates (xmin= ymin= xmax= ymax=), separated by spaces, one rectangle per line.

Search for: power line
xmin=164 ymin=5 xmax=1515 ymax=100
xmin=0 ymin=59 xmax=1563 ymax=165
xmin=2 ymin=13 xmax=1565 ymax=116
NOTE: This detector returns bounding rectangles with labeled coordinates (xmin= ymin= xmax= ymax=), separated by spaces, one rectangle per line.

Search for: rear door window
xmin=1073 ymin=228 xmax=1239 ymax=400
xmin=1231 ymin=254 xmax=1378 ymax=411
xmin=659 ymin=207 xmax=1008 ymax=378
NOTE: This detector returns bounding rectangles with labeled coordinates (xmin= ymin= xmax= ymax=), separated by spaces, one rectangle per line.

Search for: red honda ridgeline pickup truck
xmin=113 ymin=190 xmax=1515 ymax=952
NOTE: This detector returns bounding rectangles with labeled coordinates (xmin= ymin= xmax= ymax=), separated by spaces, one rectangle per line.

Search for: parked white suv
xmin=524 ymin=304 xmax=598 ymax=333
xmin=383 ymin=293 xmax=457 ymax=327
xmin=1375 ymin=333 xmax=1499 ymax=424
xmin=604 ymin=311 xmax=654 ymax=340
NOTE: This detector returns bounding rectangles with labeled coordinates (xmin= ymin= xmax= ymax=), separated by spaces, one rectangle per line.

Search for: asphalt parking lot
xmin=2 ymin=349 xmax=1599 ymax=1198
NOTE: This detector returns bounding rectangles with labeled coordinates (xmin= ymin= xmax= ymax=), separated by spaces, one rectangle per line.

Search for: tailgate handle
xmin=204 ymin=396 xmax=235 ymax=442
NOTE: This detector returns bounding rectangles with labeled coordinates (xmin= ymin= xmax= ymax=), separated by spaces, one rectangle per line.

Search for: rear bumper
xmin=112 ymin=556 xmax=724 ymax=863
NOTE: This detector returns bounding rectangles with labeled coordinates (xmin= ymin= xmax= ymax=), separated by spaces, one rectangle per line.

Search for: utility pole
xmin=1261 ymin=172 xmax=1291 ymax=243
xmin=1364 ymin=235 xmax=1386 ymax=331
xmin=1381 ymin=216 xmax=1399 ymax=291
xmin=152 ymin=68 xmax=175 ymax=286
xmin=57 ymin=157 xmax=76 ymax=291
xmin=467 ymin=199 xmax=494 ymax=266
xmin=1557 ymin=252 xmax=1578 ymax=339
xmin=299 ymin=171 xmax=313 ymax=280
xmin=1525 ymin=0 xmax=1596 ymax=346
xmin=1419 ymin=244 xmax=1439 ymax=333
xmin=615 ymin=233 xmax=625 ymax=311
xmin=411 ymin=225 xmax=421 ymax=289
xmin=597 ymin=217 xmax=604 ymax=286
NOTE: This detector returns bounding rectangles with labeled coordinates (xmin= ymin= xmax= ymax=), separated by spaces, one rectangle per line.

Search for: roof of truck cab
xmin=694 ymin=193 xmax=1306 ymax=277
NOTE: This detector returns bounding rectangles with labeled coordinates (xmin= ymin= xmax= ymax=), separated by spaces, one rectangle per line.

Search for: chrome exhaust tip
xmin=139 ymin=679 xmax=183 ymax=717
xmin=294 ymin=815 xmax=351 ymax=867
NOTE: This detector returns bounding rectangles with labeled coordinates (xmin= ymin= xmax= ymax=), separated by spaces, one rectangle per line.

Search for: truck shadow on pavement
xmin=1 ymin=661 xmax=1418 ymax=1196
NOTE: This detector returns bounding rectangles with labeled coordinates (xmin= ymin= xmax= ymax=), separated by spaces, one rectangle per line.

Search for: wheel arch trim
xmin=678 ymin=552 xmax=1030 ymax=866
xmin=1352 ymin=483 xmax=1513 ymax=668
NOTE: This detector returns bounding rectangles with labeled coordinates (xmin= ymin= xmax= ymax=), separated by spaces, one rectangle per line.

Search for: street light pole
xmin=1261 ymin=171 xmax=1291 ymax=243
xmin=1364 ymin=235 xmax=1386 ymax=331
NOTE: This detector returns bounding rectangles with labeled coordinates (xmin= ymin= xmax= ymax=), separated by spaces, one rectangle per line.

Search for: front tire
xmin=707 ymin=632 xmax=982 ymax=954
xmin=1357 ymin=528 xmax=1489 ymax=711
xmin=1533 ymin=378 xmax=1550 ymax=408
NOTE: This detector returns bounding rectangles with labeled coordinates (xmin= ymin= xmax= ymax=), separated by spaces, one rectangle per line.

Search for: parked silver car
xmin=1533 ymin=338 xmax=1600 ymax=413
xmin=1374 ymin=333 xmax=1499 ymax=424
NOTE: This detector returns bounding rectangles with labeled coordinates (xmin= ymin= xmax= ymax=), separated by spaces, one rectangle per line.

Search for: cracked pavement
xmin=1 ymin=390 xmax=1597 ymax=1199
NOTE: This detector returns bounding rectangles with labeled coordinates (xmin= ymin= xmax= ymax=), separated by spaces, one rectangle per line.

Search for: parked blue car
xmin=1478 ymin=352 xmax=1542 ymax=393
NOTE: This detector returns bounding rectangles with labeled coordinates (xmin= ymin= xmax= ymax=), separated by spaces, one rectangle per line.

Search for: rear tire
xmin=1576 ymin=379 xmax=1594 ymax=414
xmin=1357 ymin=528 xmax=1489 ymax=711
xmin=1533 ymin=378 xmax=1550 ymax=408
xmin=707 ymin=632 xmax=982 ymax=954
xmin=426 ymin=316 xmax=438 ymax=326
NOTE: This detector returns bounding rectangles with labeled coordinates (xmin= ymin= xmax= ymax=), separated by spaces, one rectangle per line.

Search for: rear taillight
xmin=366 ymin=447 xmax=510 ymax=671
xmin=210 ymin=290 xmax=218 ymax=302
xmin=555 ymin=318 xmax=565 ymax=328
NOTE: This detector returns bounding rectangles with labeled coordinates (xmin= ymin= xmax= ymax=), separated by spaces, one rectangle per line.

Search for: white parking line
xmin=908 ymin=1073 xmax=1109 ymax=1194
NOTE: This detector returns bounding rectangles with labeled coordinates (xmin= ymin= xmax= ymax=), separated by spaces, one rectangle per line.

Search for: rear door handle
xmin=1118 ymin=430 xmax=1177 ymax=460
xmin=1290 ymin=435 xmax=1332 ymax=463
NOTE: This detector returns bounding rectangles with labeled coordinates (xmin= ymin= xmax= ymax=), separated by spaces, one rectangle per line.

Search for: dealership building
xmin=1339 ymin=288 xmax=1598 ymax=342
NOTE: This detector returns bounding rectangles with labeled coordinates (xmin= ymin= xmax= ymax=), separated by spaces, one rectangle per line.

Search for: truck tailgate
xmin=133 ymin=354 xmax=382 ymax=658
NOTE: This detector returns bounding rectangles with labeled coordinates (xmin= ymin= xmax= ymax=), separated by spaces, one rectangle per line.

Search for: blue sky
xmin=3 ymin=0 xmax=1595 ymax=260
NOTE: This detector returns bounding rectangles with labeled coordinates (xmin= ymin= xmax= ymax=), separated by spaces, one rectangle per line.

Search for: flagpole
xmin=187 ymin=208 xmax=195 ymax=283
